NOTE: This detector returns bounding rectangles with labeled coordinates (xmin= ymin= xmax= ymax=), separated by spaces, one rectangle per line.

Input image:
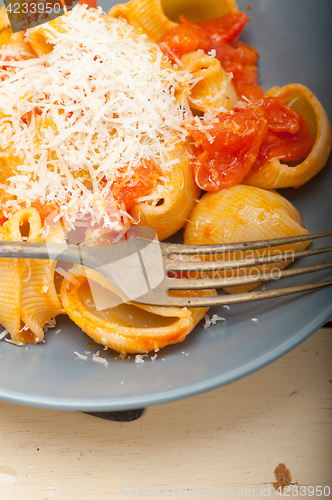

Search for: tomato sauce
xmin=188 ymin=106 xmax=268 ymax=191
xmin=0 ymin=211 xmax=8 ymax=226
xmin=159 ymin=11 xmax=263 ymax=101
xmin=109 ymin=160 xmax=158 ymax=214
xmin=250 ymin=98 xmax=314 ymax=170
xmin=160 ymin=14 xmax=314 ymax=191
xmin=189 ymin=97 xmax=314 ymax=191
xmin=29 ymin=201 xmax=59 ymax=221
xmin=62 ymin=0 xmax=97 ymax=10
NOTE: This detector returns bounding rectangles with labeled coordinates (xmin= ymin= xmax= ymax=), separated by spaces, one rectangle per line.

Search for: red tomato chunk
xmin=110 ymin=160 xmax=157 ymax=213
xmin=188 ymin=107 xmax=268 ymax=191
xmin=159 ymin=12 xmax=263 ymax=101
xmin=188 ymin=97 xmax=314 ymax=191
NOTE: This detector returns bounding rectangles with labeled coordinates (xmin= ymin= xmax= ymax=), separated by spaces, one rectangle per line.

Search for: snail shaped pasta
xmin=180 ymin=51 xmax=237 ymax=113
xmin=60 ymin=265 xmax=215 ymax=354
xmin=130 ymin=140 xmax=200 ymax=241
xmin=242 ymin=84 xmax=332 ymax=189
xmin=107 ymin=0 xmax=177 ymax=43
xmin=0 ymin=208 xmax=62 ymax=344
xmin=183 ymin=185 xmax=311 ymax=294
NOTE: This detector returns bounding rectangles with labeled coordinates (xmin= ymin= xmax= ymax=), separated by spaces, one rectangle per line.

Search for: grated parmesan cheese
xmin=134 ymin=353 xmax=148 ymax=363
xmin=92 ymin=355 xmax=108 ymax=365
xmin=74 ymin=351 xmax=88 ymax=360
xmin=203 ymin=313 xmax=226 ymax=329
xmin=55 ymin=267 xmax=79 ymax=284
xmin=0 ymin=5 xmax=192 ymax=229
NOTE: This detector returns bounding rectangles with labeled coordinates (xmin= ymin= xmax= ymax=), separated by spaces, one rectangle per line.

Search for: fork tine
xmin=167 ymin=261 xmax=332 ymax=290
xmin=146 ymin=280 xmax=332 ymax=308
xmin=163 ymin=231 xmax=332 ymax=256
xmin=167 ymin=246 xmax=332 ymax=273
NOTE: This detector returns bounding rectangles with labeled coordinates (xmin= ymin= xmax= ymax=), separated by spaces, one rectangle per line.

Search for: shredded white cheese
xmin=0 ymin=5 xmax=191 ymax=229
xmin=74 ymin=351 xmax=88 ymax=360
xmin=92 ymin=355 xmax=108 ymax=365
xmin=55 ymin=267 xmax=79 ymax=284
xmin=134 ymin=353 xmax=148 ymax=363
xmin=203 ymin=313 xmax=226 ymax=329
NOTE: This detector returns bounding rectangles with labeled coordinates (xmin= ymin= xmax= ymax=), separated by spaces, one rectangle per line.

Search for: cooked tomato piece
xmin=188 ymin=107 xmax=268 ymax=191
xmin=78 ymin=0 xmax=97 ymax=8
xmin=111 ymin=160 xmax=157 ymax=213
xmin=63 ymin=0 xmax=97 ymax=9
xmin=158 ymin=11 xmax=262 ymax=101
xmin=249 ymin=97 xmax=314 ymax=170
xmin=158 ymin=11 xmax=248 ymax=60
xmin=253 ymin=97 xmax=301 ymax=134
xmin=213 ymin=39 xmax=259 ymax=66
xmin=29 ymin=201 xmax=59 ymax=221
xmin=253 ymin=116 xmax=314 ymax=169
xmin=158 ymin=20 xmax=211 ymax=59
xmin=0 ymin=212 xmax=8 ymax=226
xmin=198 ymin=11 xmax=249 ymax=44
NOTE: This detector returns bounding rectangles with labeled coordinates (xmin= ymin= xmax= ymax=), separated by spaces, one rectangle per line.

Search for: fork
xmin=0 ymin=231 xmax=331 ymax=307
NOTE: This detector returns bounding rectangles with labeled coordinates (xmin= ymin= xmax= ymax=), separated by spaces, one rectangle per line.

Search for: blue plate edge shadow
xmin=1 ymin=301 xmax=330 ymax=412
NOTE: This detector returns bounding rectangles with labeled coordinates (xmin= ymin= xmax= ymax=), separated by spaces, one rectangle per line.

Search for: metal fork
xmin=0 ymin=231 xmax=331 ymax=308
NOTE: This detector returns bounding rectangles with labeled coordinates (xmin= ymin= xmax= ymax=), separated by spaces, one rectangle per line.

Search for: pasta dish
xmin=0 ymin=0 xmax=331 ymax=356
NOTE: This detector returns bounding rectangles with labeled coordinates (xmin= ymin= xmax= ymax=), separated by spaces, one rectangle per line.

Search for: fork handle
xmin=0 ymin=241 xmax=83 ymax=266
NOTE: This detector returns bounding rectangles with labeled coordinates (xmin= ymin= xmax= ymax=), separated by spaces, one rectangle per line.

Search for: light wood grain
xmin=0 ymin=328 xmax=331 ymax=500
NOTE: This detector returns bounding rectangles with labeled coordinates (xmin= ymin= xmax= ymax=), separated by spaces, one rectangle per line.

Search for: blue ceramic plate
xmin=0 ymin=0 xmax=331 ymax=410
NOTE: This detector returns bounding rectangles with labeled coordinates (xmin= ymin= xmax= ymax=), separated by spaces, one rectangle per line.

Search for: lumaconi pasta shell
xmin=107 ymin=0 xmax=238 ymax=43
xmin=0 ymin=208 xmax=62 ymax=344
xmin=242 ymin=84 xmax=332 ymax=189
xmin=0 ymin=27 xmax=12 ymax=48
xmin=107 ymin=0 xmax=177 ymax=42
xmin=131 ymin=140 xmax=200 ymax=240
xmin=60 ymin=265 xmax=215 ymax=354
xmin=183 ymin=185 xmax=310 ymax=294
xmin=160 ymin=0 xmax=238 ymax=23
xmin=0 ymin=6 xmax=10 ymax=31
xmin=180 ymin=51 xmax=237 ymax=113
xmin=0 ymin=231 xmax=21 ymax=338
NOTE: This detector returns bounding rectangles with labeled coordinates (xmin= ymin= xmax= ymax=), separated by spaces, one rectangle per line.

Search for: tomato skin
xmin=78 ymin=0 xmax=97 ymax=8
xmin=249 ymin=97 xmax=314 ymax=170
xmin=189 ymin=107 xmax=268 ymax=191
xmin=29 ymin=201 xmax=58 ymax=221
xmin=0 ymin=213 xmax=8 ymax=226
xmin=63 ymin=0 xmax=97 ymax=9
xmin=253 ymin=97 xmax=301 ymax=134
xmin=213 ymin=39 xmax=259 ymax=66
xmin=158 ymin=20 xmax=211 ymax=59
xmin=110 ymin=160 xmax=156 ymax=213
xmin=159 ymin=12 xmax=248 ymax=60
xmin=198 ymin=11 xmax=249 ymax=44
xmin=253 ymin=117 xmax=314 ymax=170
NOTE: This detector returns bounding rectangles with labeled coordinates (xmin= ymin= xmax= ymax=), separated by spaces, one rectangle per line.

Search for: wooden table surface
xmin=1 ymin=324 xmax=331 ymax=500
